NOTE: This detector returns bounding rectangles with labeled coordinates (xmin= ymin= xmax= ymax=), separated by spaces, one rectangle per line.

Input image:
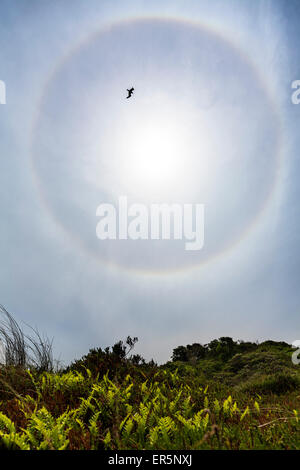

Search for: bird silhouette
xmin=126 ymin=87 xmax=134 ymax=99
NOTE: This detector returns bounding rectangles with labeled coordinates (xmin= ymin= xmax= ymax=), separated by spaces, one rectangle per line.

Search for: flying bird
xmin=126 ymin=87 xmax=134 ymax=99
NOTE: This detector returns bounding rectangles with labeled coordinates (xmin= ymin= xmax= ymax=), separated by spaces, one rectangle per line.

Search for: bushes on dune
xmin=239 ymin=373 xmax=300 ymax=395
xmin=0 ymin=305 xmax=299 ymax=450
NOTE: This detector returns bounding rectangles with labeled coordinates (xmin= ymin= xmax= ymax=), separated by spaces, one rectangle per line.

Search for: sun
xmin=84 ymin=93 xmax=219 ymax=205
xmin=108 ymin=99 xmax=217 ymax=203
xmin=121 ymin=119 xmax=186 ymax=198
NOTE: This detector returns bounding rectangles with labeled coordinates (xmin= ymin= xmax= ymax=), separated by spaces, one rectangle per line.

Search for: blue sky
xmin=0 ymin=0 xmax=299 ymax=364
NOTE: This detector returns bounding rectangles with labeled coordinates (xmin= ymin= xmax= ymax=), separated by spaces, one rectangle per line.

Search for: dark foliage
xmin=171 ymin=336 xmax=292 ymax=365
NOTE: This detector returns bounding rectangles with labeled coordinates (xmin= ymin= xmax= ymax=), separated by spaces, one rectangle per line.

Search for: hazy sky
xmin=0 ymin=0 xmax=300 ymax=364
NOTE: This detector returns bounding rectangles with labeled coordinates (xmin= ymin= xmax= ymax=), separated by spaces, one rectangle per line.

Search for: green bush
xmin=240 ymin=373 xmax=300 ymax=395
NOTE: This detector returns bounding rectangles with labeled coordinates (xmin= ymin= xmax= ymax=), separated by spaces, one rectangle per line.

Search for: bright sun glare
xmin=86 ymin=96 xmax=218 ymax=204
xmin=123 ymin=121 xmax=186 ymax=197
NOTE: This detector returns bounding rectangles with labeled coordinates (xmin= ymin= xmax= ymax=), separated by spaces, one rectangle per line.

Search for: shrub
xmin=240 ymin=373 xmax=300 ymax=395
